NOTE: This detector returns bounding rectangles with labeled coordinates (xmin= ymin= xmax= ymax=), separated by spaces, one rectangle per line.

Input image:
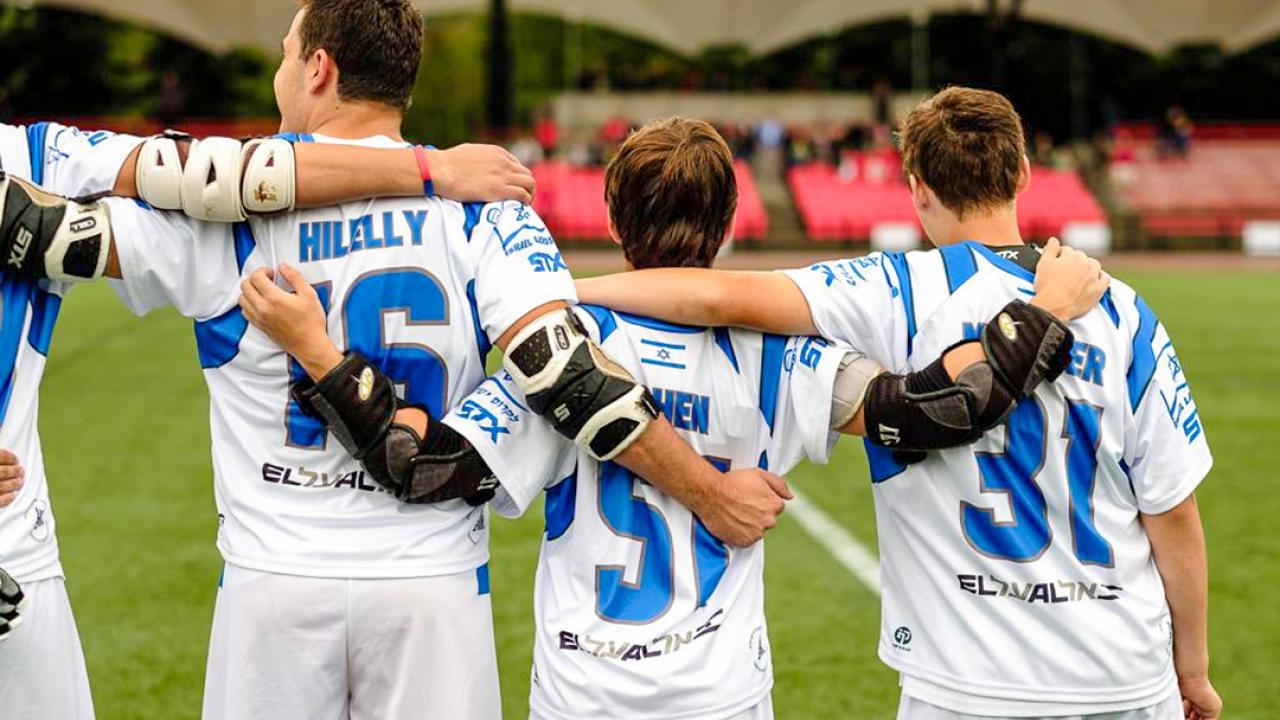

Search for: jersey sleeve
xmin=444 ymin=370 xmax=576 ymax=520
xmin=1124 ymin=301 xmax=1213 ymax=515
xmin=105 ymin=197 xmax=246 ymax=321
xmin=764 ymin=335 xmax=843 ymax=472
xmin=466 ymin=202 xmax=577 ymax=344
xmin=30 ymin=123 xmax=143 ymax=197
xmin=780 ymin=253 xmax=911 ymax=372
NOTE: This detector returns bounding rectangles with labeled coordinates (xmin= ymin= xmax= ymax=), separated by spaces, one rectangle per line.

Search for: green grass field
xmin=38 ymin=269 xmax=1280 ymax=719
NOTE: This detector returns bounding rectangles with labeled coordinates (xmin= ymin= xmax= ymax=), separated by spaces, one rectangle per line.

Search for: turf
xmin=37 ymin=269 xmax=1280 ymax=719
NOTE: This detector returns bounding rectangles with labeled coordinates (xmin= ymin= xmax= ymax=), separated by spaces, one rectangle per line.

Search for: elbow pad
xmin=864 ymin=300 xmax=1075 ymax=452
xmin=0 ymin=172 xmax=113 ymax=283
xmin=981 ymin=299 xmax=1074 ymax=396
xmin=292 ymin=352 xmax=497 ymax=505
xmin=135 ymin=132 xmax=296 ymax=222
xmin=865 ymin=355 xmax=1016 ymax=451
xmin=830 ymin=350 xmax=885 ymax=430
xmin=503 ymin=308 xmax=659 ymax=461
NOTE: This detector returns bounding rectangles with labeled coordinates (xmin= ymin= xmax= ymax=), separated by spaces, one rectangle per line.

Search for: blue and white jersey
xmin=107 ymin=134 xmax=575 ymax=579
xmin=785 ymin=243 xmax=1213 ymax=715
xmin=0 ymin=123 xmax=141 ymax=583
xmin=446 ymin=307 xmax=842 ymax=720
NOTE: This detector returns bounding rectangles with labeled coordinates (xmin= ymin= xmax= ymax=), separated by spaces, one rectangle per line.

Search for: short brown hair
xmin=898 ymin=87 xmax=1026 ymax=217
xmin=298 ymin=0 xmax=423 ymax=111
xmin=605 ymin=117 xmax=737 ymax=270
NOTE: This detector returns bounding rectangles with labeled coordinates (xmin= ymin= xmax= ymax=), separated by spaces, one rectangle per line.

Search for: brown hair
xmin=297 ymin=0 xmax=423 ymax=111
xmin=898 ymin=86 xmax=1026 ymax=217
xmin=604 ymin=117 xmax=737 ymax=270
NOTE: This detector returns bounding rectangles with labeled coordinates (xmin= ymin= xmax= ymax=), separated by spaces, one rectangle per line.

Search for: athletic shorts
xmin=0 ymin=576 xmax=95 ymax=720
xmin=202 ymin=563 xmax=500 ymax=720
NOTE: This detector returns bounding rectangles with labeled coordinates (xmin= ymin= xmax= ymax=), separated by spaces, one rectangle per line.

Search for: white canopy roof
xmin=31 ymin=0 xmax=1280 ymax=55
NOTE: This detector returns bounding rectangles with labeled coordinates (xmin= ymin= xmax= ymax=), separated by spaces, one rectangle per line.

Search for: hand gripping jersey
xmin=445 ymin=306 xmax=843 ymax=720
xmin=107 ymin=134 xmax=574 ymax=579
xmin=0 ymin=123 xmax=141 ymax=583
xmin=784 ymin=242 xmax=1212 ymax=716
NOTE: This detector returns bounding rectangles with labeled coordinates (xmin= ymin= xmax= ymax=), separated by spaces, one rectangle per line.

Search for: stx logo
xmin=8 ymin=227 xmax=33 ymax=268
xmin=457 ymin=400 xmax=511 ymax=443
xmin=528 ymin=252 xmax=567 ymax=273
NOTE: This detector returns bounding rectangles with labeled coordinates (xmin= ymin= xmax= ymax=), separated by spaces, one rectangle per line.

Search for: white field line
xmin=785 ymin=489 xmax=882 ymax=595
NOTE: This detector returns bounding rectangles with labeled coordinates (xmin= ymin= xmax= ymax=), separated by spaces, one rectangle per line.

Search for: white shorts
xmin=0 ymin=576 xmax=95 ymax=719
xmin=896 ymin=691 xmax=1183 ymax=720
xmin=203 ymin=563 xmax=501 ymax=720
xmin=529 ymin=693 xmax=773 ymax=720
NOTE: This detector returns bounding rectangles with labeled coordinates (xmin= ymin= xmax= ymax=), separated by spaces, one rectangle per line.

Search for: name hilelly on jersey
xmin=785 ymin=242 xmax=1211 ymax=715
xmin=106 ymin=134 xmax=575 ymax=580
xmin=447 ymin=307 xmax=843 ymax=720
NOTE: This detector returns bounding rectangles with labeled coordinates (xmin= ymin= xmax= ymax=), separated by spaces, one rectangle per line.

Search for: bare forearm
xmin=293 ymin=145 xmax=421 ymax=208
xmin=1144 ymin=495 xmax=1210 ymax=678
xmin=577 ymin=270 xmax=818 ymax=336
xmin=613 ymin=419 xmax=719 ymax=512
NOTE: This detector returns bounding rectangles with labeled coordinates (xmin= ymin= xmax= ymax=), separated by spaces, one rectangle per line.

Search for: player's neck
xmin=305 ymin=101 xmax=405 ymax=143
xmin=936 ymin=207 xmax=1023 ymax=248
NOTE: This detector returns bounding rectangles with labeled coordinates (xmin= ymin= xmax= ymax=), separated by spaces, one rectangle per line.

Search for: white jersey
xmin=784 ymin=242 xmax=1212 ymax=716
xmin=445 ymin=306 xmax=842 ymax=720
xmin=0 ymin=123 xmax=141 ymax=583
xmin=107 ymin=134 xmax=574 ymax=579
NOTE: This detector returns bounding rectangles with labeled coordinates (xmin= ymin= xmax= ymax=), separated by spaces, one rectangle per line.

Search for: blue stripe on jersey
xmin=1100 ymin=289 xmax=1121 ymax=327
xmin=273 ymin=133 xmax=315 ymax=144
xmin=462 ymin=202 xmax=485 ymax=241
xmin=864 ymin=440 xmax=909 ymax=484
xmin=884 ymin=252 xmax=917 ymax=356
xmin=578 ymin=304 xmax=618 ymax=343
xmin=465 ymin=279 xmax=492 ymax=363
xmin=693 ymin=456 xmax=731 ymax=608
xmin=0 ymin=279 xmax=34 ymax=425
xmin=713 ymin=327 xmax=739 ymax=373
xmin=544 ymin=468 xmax=578 ymax=541
xmin=194 ymin=307 xmax=250 ymax=370
xmin=1126 ymin=295 xmax=1160 ymax=410
xmin=233 ymin=222 xmax=255 ymax=272
xmin=758 ymin=334 xmax=787 ymax=432
xmin=476 ymin=563 xmax=491 ymax=596
xmin=26 ymin=290 xmax=61 ymax=356
xmin=969 ymin=242 xmax=1036 ymax=283
xmin=939 ymin=242 xmax=978 ymax=294
xmin=615 ymin=311 xmax=702 ymax=334
xmin=639 ymin=338 xmax=684 ymax=350
xmin=26 ymin=123 xmax=48 ymax=184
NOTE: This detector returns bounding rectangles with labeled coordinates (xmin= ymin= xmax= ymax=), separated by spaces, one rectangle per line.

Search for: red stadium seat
xmin=531 ymin=162 xmax=770 ymax=244
xmin=788 ymin=161 xmax=1104 ymax=244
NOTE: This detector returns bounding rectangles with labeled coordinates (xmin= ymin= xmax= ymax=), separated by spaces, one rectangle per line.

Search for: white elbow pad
xmin=831 ymin=350 xmax=884 ymax=429
xmin=134 ymin=136 xmax=185 ymax=211
xmin=180 ymin=137 xmax=247 ymax=223
xmin=240 ymin=138 xmax=296 ymax=214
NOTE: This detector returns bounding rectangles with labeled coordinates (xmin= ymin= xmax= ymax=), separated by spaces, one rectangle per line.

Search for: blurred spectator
xmin=534 ymin=109 xmax=559 ymax=156
xmin=599 ymin=115 xmax=630 ymax=156
xmin=872 ymin=79 xmax=893 ymax=127
xmin=154 ymin=70 xmax=184 ymax=128
xmin=510 ymin=134 xmax=544 ymax=168
xmin=1157 ymin=104 xmax=1193 ymax=160
xmin=1108 ymin=128 xmax=1138 ymax=187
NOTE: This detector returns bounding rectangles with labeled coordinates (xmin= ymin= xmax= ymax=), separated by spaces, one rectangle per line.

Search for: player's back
xmin=868 ymin=242 xmax=1210 ymax=714
xmin=454 ymin=306 xmax=839 ymax=720
xmin=109 ymin=134 xmax=573 ymax=579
